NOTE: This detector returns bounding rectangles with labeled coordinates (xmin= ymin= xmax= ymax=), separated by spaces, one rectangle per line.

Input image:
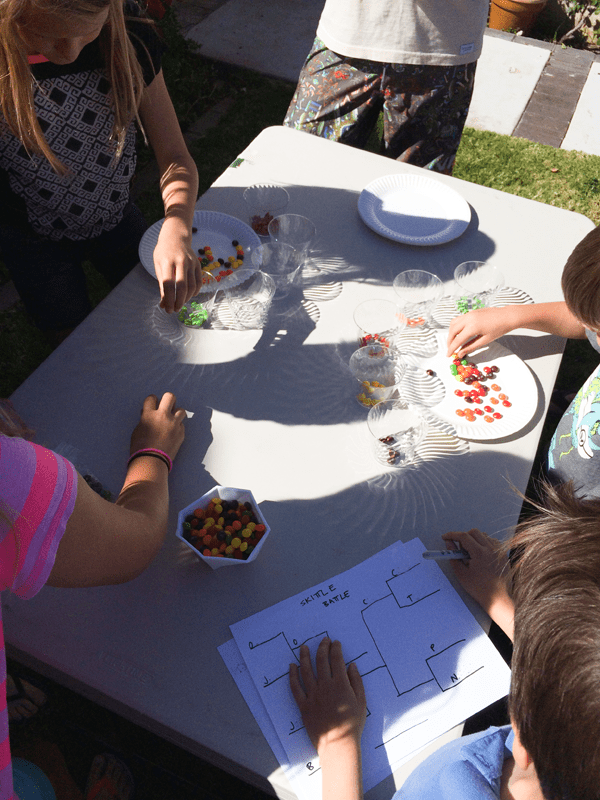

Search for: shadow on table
xmin=197 ymin=185 xmax=496 ymax=287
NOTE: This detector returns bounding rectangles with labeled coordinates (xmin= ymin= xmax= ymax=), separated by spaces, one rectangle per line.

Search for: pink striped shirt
xmin=0 ymin=435 xmax=77 ymax=799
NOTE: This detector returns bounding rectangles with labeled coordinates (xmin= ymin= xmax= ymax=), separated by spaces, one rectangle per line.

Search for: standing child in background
xmin=446 ymin=224 xmax=600 ymax=498
xmin=0 ymin=0 xmax=201 ymax=340
xmin=290 ymin=481 xmax=600 ymax=800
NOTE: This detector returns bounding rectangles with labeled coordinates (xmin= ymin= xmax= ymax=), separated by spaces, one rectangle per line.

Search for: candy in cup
xmin=353 ymin=299 xmax=405 ymax=348
xmin=349 ymin=344 xmax=406 ymax=408
xmin=367 ymin=399 xmax=427 ymax=468
xmin=392 ymin=269 xmax=444 ymax=328
xmin=224 ymin=269 xmax=276 ymax=330
xmin=454 ymin=261 xmax=504 ymax=314
xmin=251 ymin=242 xmax=299 ymax=298
xmin=243 ymin=184 xmax=290 ymax=237
xmin=177 ymin=273 xmax=218 ymax=328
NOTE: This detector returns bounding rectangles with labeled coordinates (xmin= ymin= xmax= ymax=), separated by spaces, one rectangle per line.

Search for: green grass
xmin=454 ymin=128 xmax=600 ymax=224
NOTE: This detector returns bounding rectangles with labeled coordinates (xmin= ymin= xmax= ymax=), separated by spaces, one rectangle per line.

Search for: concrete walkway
xmin=183 ymin=0 xmax=600 ymax=156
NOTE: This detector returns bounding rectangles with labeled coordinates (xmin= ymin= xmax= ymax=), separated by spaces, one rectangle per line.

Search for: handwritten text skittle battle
xmin=300 ymin=584 xmax=350 ymax=608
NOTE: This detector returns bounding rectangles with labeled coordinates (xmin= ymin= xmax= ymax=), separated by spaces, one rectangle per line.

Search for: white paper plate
xmin=408 ymin=332 xmax=537 ymax=440
xmin=358 ymin=173 xmax=471 ymax=245
xmin=138 ymin=210 xmax=261 ymax=290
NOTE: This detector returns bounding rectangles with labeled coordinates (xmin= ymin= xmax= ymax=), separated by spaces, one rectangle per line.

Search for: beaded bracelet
xmin=127 ymin=448 xmax=173 ymax=473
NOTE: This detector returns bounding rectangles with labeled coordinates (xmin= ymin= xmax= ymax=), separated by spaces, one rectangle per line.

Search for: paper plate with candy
xmin=139 ymin=210 xmax=261 ymax=291
xmin=404 ymin=331 xmax=538 ymax=441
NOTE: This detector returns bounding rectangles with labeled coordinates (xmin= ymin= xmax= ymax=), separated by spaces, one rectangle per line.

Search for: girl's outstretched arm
xmin=48 ymin=392 xmax=186 ymax=587
xmin=290 ymin=638 xmax=366 ymax=800
xmin=139 ymin=70 xmax=200 ymax=314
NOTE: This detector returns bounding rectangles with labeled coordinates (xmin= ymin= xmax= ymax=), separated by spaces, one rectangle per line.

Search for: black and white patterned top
xmin=0 ymin=2 xmax=163 ymax=241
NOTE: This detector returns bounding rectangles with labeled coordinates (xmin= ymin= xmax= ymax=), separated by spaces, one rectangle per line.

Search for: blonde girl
xmin=0 ymin=0 xmax=200 ymax=335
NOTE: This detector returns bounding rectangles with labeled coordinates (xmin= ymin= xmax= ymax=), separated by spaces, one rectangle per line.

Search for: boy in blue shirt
xmin=290 ymin=480 xmax=600 ymax=799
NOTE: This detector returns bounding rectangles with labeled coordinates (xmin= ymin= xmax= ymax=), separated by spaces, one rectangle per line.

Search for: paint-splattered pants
xmin=284 ymin=37 xmax=477 ymax=175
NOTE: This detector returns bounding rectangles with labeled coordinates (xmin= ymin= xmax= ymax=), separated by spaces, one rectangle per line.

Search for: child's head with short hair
xmin=562 ymin=224 xmax=600 ymax=331
xmin=508 ymin=481 xmax=600 ymax=800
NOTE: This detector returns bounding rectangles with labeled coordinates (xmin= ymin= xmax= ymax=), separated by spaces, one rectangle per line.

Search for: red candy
xmin=449 ymin=353 xmax=512 ymax=424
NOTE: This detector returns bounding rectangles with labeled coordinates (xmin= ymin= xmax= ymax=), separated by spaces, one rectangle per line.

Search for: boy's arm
xmin=290 ymin=638 xmax=366 ymax=800
xmin=447 ymin=302 xmax=587 ymax=357
xmin=139 ymin=70 xmax=201 ymax=314
xmin=441 ymin=530 xmax=514 ymax=641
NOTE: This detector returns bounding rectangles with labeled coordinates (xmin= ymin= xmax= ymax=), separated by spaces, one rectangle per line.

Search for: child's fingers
xmin=328 ymin=640 xmax=347 ymax=678
xmin=289 ymin=663 xmax=306 ymax=706
xmin=347 ymin=663 xmax=366 ymax=708
xmin=298 ymin=644 xmax=317 ymax=693
xmin=315 ymin=636 xmax=333 ymax=680
xmin=142 ymin=395 xmax=159 ymax=414
xmin=157 ymin=392 xmax=178 ymax=414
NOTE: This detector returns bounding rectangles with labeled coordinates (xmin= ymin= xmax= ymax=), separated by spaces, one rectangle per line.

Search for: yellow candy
xmin=211 ymin=548 xmax=219 ymax=556
xmin=214 ymin=504 xmax=223 ymax=514
xmin=225 ymin=545 xmax=234 ymax=555
xmin=231 ymin=537 xmax=242 ymax=549
xmin=242 ymin=528 xmax=252 ymax=539
xmin=204 ymin=517 xmax=215 ymax=527
xmin=240 ymin=541 xmax=248 ymax=552
xmin=247 ymin=522 xmax=256 ymax=532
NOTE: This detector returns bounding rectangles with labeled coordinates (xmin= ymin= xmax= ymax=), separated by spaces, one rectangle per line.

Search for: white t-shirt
xmin=316 ymin=0 xmax=489 ymax=65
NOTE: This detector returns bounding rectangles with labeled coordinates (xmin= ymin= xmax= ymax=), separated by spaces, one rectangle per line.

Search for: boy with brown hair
xmin=290 ymin=480 xmax=600 ymax=800
xmin=446 ymin=223 xmax=600 ymax=498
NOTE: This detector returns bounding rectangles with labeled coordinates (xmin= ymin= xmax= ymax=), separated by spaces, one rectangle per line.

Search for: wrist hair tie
xmin=127 ymin=447 xmax=172 ymax=473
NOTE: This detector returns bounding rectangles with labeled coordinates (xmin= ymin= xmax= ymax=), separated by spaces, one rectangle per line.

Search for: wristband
xmin=127 ymin=448 xmax=173 ymax=473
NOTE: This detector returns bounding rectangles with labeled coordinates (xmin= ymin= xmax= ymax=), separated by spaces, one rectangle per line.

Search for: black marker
xmin=422 ymin=548 xmax=470 ymax=561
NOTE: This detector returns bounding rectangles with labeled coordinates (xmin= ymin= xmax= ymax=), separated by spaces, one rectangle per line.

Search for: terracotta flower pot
xmin=489 ymin=0 xmax=548 ymax=36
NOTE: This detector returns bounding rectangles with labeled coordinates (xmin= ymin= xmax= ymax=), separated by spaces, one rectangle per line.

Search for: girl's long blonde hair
xmin=0 ymin=0 xmax=147 ymax=174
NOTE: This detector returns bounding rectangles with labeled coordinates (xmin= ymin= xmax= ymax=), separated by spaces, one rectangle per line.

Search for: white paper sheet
xmin=225 ymin=538 xmax=511 ymax=800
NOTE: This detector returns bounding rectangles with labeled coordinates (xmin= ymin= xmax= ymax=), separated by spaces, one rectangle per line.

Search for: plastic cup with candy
xmin=454 ymin=262 xmax=505 ymax=313
xmin=349 ymin=344 xmax=406 ymax=408
xmin=251 ymin=242 xmax=299 ymax=297
xmin=177 ymin=486 xmax=270 ymax=570
xmin=353 ymin=299 xmax=406 ymax=349
xmin=224 ymin=269 xmax=276 ymax=329
xmin=392 ymin=270 xmax=444 ymax=328
xmin=177 ymin=273 xmax=219 ymax=328
xmin=267 ymin=214 xmax=316 ymax=268
xmin=367 ymin=399 xmax=427 ymax=468
xmin=243 ymin=184 xmax=290 ymax=238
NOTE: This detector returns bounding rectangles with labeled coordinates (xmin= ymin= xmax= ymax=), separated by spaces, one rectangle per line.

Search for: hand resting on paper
xmin=441 ymin=530 xmax=514 ymax=640
xmin=290 ymin=637 xmax=366 ymax=800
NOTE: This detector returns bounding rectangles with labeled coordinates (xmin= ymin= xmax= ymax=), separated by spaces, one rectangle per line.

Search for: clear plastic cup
xmin=224 ymin=270 xmax=276 ymax=329
xmin=392 ymin=270 xmax=444 ymax=328
xmin=349 ymin=344 xmax=405 ymax=407
xmin=367 ymin=399 xmax=427 ymax=468
xmin=267 ymin=214 xmax=316 ymax=266
xmin=454 ymin=262 xmax=504 ymax=313
xmin=243 ymin=184 xmax=290 ymax=238
xmin=353 ymin=299 xmax=405 ymax=348
xmin=251 ymin=242 xmax=299 ymax=297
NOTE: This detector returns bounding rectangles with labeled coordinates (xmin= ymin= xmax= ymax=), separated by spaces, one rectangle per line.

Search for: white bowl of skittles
xmin=177 ymin=486 xmax=270 ymax=569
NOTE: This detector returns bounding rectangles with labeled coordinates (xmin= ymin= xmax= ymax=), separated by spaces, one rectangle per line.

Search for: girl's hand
xmin=441 ymin=530 xmax=514 ymax=640
xmin=290 ymin=638 xmax=366 ymax=756
xmin=446 ymin=307 xmax=519 ymax=357
xmin=153 ymin=220 xmax=203 ymax=314
xmin=129 ymin=393 xmax=186 ymax=462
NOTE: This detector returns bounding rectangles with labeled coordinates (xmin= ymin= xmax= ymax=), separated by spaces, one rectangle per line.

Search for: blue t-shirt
xmin=547 ymin=329 xmax=600 ymax=498
xmin=393 ymin=726 xmax=514 ymax=800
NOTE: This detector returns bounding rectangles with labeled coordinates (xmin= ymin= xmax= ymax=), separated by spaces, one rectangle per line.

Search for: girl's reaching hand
xmin=289 ymin=638 xmax=366 ymax=756
xmin=153 ymin=221 xmax=203 ymax=314
xmin=441 ymin=529 xmax=514 ymax=640
xmin=129 ymin=392 xmax=186 ymax=462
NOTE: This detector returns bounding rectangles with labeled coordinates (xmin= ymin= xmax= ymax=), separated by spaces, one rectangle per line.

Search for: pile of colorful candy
xmin=359 ymin=332 xmax=391 ymax=348
xmin=250 ymin=212 xmax=274 ymax=236
xmin=198 ymin=240 xmax=245 ymax=282
xmin=177 ymin=300 xmax=209 ymax=327
xmin=456 ymin=296 xmax=484 ymax=314
xmin=181 ymin=496 xmax=267 ymax=560
xmin=357 ymin=380 xmax=388 ymax=408
xmin=449 ymin=353 xmax=511 ymax=424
